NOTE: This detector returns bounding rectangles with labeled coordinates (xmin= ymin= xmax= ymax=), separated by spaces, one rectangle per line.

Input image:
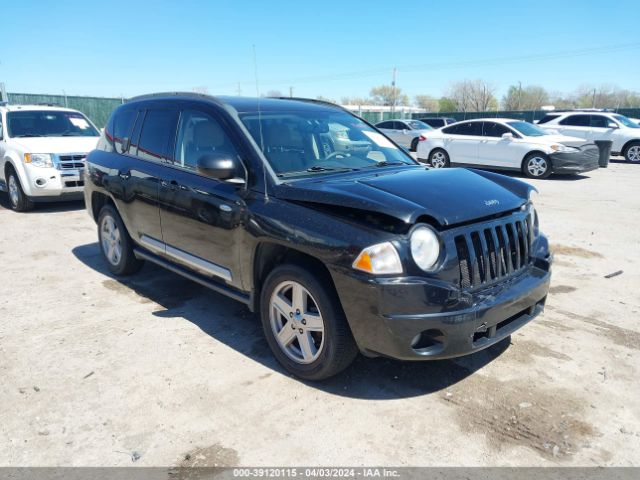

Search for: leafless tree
xmin=369 ymin=85 xmax=409 ymax=107
xmin=414 ymin=95 xmax=438 ymax=111
xmin=446 ymin=80 xmax=497 ymax=112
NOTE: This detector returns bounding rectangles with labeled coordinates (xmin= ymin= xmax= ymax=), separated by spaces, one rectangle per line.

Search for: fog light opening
xmin=35 ymin=178 xmax=47 ymax=187
xmin=411 ymin=329 xmax=444 ymax=352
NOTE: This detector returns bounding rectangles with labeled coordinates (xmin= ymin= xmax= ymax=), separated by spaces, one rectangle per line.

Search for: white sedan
xmin=416 ymin=118 xmax=599 ymax=179
xmin=375 ymin=119 xmax=433 ymax=151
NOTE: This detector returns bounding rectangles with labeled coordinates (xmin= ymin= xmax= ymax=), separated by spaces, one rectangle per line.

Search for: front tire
xmin=522 ymin=152 xmax=552 ymax=179
xmin=260 ymin=264 xmax=358 ymax=380
xmin=97 ymin=205 xmax=144 ymax=275
xmin=6 ymin=168 xmax=34 ymax=212
xmin=623 ymin=141 xmax=640 ymax=162
xmin=429 ymin=149 xmax=450 ymax=168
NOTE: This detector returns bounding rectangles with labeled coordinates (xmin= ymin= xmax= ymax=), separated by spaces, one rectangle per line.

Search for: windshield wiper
xmin=13 ymin=134 xmax=45 ymax=137
xmin=277 ymin=166 xmax=357 ymax=178
xmin=363 ymin=161 xmax=410 ymax=168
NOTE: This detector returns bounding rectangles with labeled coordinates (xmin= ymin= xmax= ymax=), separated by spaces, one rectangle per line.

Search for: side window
xmin=483 ymin=122 xmax=512 ymax=137
xmin=560 ymin=115 xmax=590 ymax=127
xmin=537 ymin=114 xmax=560 ymax=124
xmin=112 ymin=109 xmax=138 ymax=154
xmin=590 ymin=115 xmax=609 ymax=128
xmin=174 ymin=110 xmax=240 ymax=171
xmin=457 ymin=122 xmax=483 ymax=136
xmin=377 ymin=121 xmax=392 ymax=129
xmin=396 ymin=121 xmax=408 ymax=130
xmin=136 ymin=109 xmax=179 ymax=162
xmin=442 ymin=124 xmax=460 ymax=135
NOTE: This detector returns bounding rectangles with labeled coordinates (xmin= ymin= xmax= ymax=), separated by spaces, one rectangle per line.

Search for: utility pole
xmin=592 ymin=88 xmax=597 ymax=108
xmin=391 ymin=67 xmax=397 ymax=115
xmin=517 ymin=81 xmax=522 ymax=110
xmin=289 ymin=86 xmax=293 ymax=98
xmin=236 ymin=82 xmax=242 ymax=96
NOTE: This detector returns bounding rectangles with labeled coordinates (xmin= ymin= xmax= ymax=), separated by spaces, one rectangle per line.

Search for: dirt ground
xmin=1 ymin=159 xmax=639 ymax=467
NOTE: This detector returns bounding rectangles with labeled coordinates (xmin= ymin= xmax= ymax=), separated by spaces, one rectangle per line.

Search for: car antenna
xmin=253 ymin=44 xmax=268 ymax=202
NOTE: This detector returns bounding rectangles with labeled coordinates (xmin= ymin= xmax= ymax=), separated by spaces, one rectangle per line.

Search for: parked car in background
xmin=417 ymin=117 xmax=457 ymax=129
xmin=375 ymin=119 xmax=432 ymax=151
xmin=85 ymin=93 xmax=551 ymax=380
xmin=416 ymin=118 xmax=599 ymax=179
xmin=630 ymin=118 xmax=640 ymax=127
xmin=0 ymin=104 xmax=100 ymax=211
xmin=537 ymin=111 xmax=640 ymax=162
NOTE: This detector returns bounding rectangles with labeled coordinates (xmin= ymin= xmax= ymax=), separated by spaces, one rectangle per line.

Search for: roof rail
xmin=553 ymin=108 xmax=614 ymax=113
xmin=273 ymin=96 xmax=354 ymax=114
xmin=127 ymin=91 xmax=217 ymax=103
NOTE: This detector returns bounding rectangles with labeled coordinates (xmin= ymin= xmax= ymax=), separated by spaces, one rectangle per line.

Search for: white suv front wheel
xmin=6 ymin=168 xmax=34 ymax=212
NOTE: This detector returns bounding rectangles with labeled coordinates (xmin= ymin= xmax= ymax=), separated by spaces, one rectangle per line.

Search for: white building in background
xmin=341 ymin=104 xmax=425 ymax=121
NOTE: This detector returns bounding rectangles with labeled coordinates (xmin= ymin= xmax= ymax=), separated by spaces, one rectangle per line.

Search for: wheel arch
xmin=90 ymin=191 xmax=115 ymax=223
xmin=252 ymin=242 xmax=336 ymax=312
xmin=522 ymin=150 xmax=549 ymax=164
xmin=428 ymin=146 xmax=449 ymax=159
xmin=621 ymin=139 xmax=640 ymax=155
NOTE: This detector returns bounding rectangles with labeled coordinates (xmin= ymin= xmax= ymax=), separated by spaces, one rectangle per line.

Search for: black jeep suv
xmin=85 ymin=93 xmax=551 ymax=380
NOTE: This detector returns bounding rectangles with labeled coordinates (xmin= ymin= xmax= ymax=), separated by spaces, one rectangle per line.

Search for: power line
xmin=213 ymin=42 xmax=640 ymax=89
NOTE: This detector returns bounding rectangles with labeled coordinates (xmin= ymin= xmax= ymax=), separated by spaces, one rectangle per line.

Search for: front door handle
xmin=118 ymin=170 xmax=131 ymax=180
xmin=160 ymin=179 xmax=180 ymax=190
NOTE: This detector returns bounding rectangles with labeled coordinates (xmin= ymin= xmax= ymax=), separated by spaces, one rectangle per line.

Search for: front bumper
xmin=550 ymin=145 xmax=599 ymax=174
xmin=22 ymin=164 xmax=85 ymax=198
xmin=333 ymin=249 xmax=552 ymax=361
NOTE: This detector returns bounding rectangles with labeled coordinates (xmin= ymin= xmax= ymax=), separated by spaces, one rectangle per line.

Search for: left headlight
xmin=24 ymin=153 xmax=53 ymax=168
xmin=550 ymin=144 xmax=578 ymax=153
xmin=410 ymin=226 xmax=440 ymax=271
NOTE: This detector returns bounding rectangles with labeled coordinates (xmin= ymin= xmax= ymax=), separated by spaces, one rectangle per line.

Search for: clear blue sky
xmin=2 ymin=0 xmax=639 ymax=101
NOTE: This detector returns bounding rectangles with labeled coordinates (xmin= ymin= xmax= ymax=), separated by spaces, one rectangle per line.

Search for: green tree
xmin=414 ymin=95 xmax=438 ymax=111
xmin=369 ymin=85 xmax=409 ymax=106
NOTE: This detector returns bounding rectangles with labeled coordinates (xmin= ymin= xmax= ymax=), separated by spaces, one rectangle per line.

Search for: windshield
xmin=507 ymin=121 xmax=548 ymax=137
xmin=239 ymin=110 xmax=416 ymax=178
xmin=406 ymin=120 xmax=432 ymax=130
xmin=613 ymin=114 xmax=640 ymax=128
xmin=7 ymin=110 xmax=99 ymax=138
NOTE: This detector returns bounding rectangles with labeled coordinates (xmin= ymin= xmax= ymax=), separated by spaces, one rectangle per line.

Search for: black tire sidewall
xmin=410 ymin=137 xmax=419 ymax=152
xmin=97 ymin=205 xmax=142 ymax=275
xmin=7 ymin=170 xmax=34 ymax=212
xmin=522 ymin=152 xmax=552 ymax=179
xmin=260 ymin=264 xmax=356 ymax=380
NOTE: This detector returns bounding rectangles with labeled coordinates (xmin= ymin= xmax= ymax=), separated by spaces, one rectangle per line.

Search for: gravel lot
xmin=1 ymin=160 xmax=639 ymax=467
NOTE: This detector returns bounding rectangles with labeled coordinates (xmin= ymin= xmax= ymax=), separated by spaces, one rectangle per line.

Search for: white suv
xmin=537 ymin=111 xmax=640 ymax=162
xmin=0 ymin=104 xmax=100 ymax=211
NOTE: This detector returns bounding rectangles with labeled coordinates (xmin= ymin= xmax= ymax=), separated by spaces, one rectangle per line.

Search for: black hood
xmin=274 ymin=166 xmax=534 ymax=227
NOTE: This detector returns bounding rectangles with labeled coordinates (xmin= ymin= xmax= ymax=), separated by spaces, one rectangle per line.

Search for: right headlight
xmin=24 ymin=153 xmax=53 ymax=168
xmin=410 ymin=226 xmax=440 ymax=271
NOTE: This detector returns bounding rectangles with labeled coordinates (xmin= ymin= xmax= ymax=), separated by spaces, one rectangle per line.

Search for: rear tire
xmin=429 ymin=149 xmax=450 ymax=168
xmin=260 ymin=264 xmax=358 ymax=380
xmin=6 ymin=168 xmax=34 ymax=212
xmin=97 ymin=205 xmax=144 ymax=275
xmin=522 ymin=152 xmax=552 ymax=179
xmin=410 ymin=137 xmax=419 ymax=152
xmin=623 ymin=141 xmax=640 ymax=162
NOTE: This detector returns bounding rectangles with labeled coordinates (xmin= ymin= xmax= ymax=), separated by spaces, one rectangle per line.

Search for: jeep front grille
xmin=58 ymin=154 xmax=86 ymax=169
xmin=454 ymin=215 xmax=533 ymax=289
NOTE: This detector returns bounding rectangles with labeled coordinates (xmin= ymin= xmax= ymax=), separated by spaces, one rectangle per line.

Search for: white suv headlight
xmin=24 ymin=153 xmax=53 ymax=168
xmin=410 ymin=226 xmax=440 ymax=271
xmin=353 ymin=242 xmax=402 ymax=275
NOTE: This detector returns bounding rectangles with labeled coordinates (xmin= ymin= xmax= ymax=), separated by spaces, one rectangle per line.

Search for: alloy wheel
xmin=269 ymin=280 xmax=325 ymax=364
xmin=100 ymin=215 xmax=122 ymax=266
xmin=431 ymin=151 xmax=447 ymax=168
xmin=527 ymin=156 xmax=548 ymax=177
xmin=8 ymin=175 xmax=19 ymax=207
xmin=628 ymin=145 xmax=640 ymax=162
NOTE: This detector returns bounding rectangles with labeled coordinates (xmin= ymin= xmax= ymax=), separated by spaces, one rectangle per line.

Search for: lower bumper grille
xmin=455 ymin=214 xmax=533 ymax=289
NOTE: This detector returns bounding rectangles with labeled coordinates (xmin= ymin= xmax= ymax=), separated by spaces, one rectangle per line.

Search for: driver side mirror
xmin=197 ymin=154 xmax=239 ymax=181
xmin=501 ymin=132 xmax=514 ymax=140
xmin=607 ymin=121 xmax=618 ymax=129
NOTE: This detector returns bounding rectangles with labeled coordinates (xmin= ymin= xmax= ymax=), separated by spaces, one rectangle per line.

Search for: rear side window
xmin=112 ymin=109 xmax=138 ymax=154
xmin=482 ymin=122 xmax=512 ymax=137
xmin=537 ymin=114 xmax=560 ymax=124
xmin=559 ymin=115 xmax=590 ymax=127
xmin=136 ymin=109 xmax=179 ymax=162
xmin=442 ymin=124 xmax=459 ymax=134
xmin=456 ymin=122 xmax=483 ymax=136
xmin=377 ymin=121 xmax=393 ymax=129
